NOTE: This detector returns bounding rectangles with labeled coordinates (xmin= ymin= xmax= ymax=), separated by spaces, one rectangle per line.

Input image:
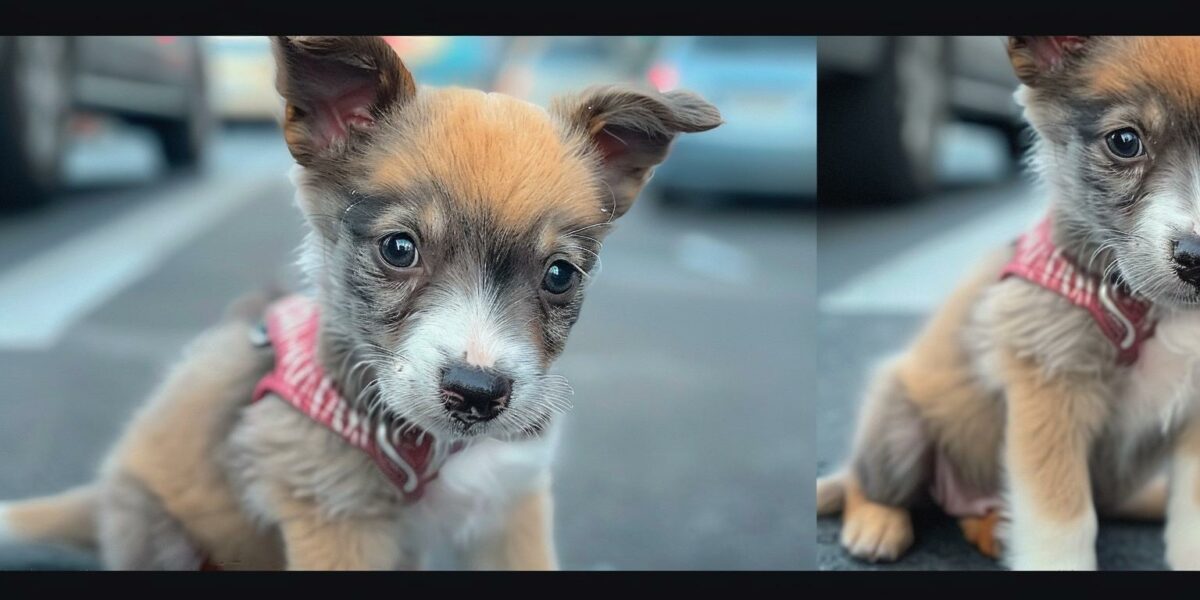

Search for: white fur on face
xmin=1120 ymin=182 xmax=1198 ymax=305
xmin=288 ymin=166 xmax=573 ymax=442
xmin=378 ymin=276 xmax=571 ymax=440
xmin=1019 ymin=82 xmax=1200 ymax=307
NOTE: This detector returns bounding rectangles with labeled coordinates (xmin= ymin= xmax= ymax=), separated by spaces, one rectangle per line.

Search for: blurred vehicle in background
xmin=386 ymin=36 xmax=506 ymax=90
xmin=492 ymin=36 xmax=661 ymax=106
xmin=648 ymin=36 xmax=816 ymax=203
xmin=0 ymin=36 xmax=209 ymax=210
xmin=206 ymin=36 xmax=506 ymax=125
xmin=819 ymin=36 xmax=1021 ymax=204
xmin=206 ymin=36 xmax=278 ymax=123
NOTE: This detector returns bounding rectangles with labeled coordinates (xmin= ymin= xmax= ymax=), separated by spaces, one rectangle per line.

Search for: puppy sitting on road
xmin=0 ymin=36 xmax=720 ymax=569
xmin=819 ymin=36 xmax=1200 ymax=570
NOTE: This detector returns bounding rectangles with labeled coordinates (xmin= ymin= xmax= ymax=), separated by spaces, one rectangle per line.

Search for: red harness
xmin=999 ymin=216 xmax=1156 ymax=365
xmin=252 ymin=295 xmax=460 ymax=501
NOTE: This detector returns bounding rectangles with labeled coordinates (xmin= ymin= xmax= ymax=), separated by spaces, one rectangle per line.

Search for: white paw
xmin=1165 ymin=454 xmax=1200 ymax=570
xmin=1166 ymin=523 xmax=1200 ymax=570
xmin=1006 ymin=510 xmax=1098 ymax=571
xmin=1008 ymin=552 xmax=1097 ymax=571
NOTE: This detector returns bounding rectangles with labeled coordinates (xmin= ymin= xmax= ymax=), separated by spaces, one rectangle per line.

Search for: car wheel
xmin=0 ymin=36 xmax=72 ymax=211
xmin=1002 ymin=121 xmax=1032 ymax=162
xmin=152 ymin=47 xmax=209 ymax=172
xmin=820 ymin=36 xmax=948 ymax=206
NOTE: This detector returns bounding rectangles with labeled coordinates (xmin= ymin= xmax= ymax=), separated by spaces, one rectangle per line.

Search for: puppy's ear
xmin=272 ymin=36 xmax=415 ymax=166
xmin=1006 ymin=36 xmax=1091 ymax=86
xmin=553 ymin=85 xmax=721 ymax=219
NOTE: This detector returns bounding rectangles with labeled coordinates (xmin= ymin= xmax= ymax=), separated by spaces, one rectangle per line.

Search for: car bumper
xmin=652 ymin=135 xmax=815 ymax=198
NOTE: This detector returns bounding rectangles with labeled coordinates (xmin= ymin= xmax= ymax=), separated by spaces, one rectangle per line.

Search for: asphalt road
xmin=816 ymin=178 xmax=1167 ymax=570
xmin=0 ymin=122 xmax=812 ymax=570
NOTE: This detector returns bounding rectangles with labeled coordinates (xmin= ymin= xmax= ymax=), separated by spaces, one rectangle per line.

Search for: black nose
xmin=440 ymin=364 xmax=511 ymax=424
xmin=1174 ymin=235 xmax=1200 ymax=285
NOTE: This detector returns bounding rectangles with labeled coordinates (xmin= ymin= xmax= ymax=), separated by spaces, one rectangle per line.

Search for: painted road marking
xmin=820 ymin=190 xmax=1047 ymax=315
xmin=0 ymin=177 xmax=280 ymax=349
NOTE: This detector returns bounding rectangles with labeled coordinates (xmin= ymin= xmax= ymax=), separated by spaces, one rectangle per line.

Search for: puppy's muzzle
xmin=1173 ymin=235 xmax=1200 ymax=287
xmin=440 ymin=363 xmax=511 ymax=424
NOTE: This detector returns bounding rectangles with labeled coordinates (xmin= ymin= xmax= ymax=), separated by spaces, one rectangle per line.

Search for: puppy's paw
xmin=1166 ymin=523 xmax=1200 ymax=570
xmin=816 ymin=474 xmax=846 ymax=516
xmin=1004 ymin=506 xmax=1098 ymax=570
xmin=1008 ymin=553 xmax=1097 ymax=571
xmin=959 ymin=511 xmax=1004 ymax=560
xmin=839 ymin=500 xmax=913 ymax=563
xmin=1006 ymin=538 xmax=1098 ymax=570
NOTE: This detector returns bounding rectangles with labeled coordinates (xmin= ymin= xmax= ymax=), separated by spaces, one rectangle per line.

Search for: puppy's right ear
xmin=272 ymin=36 xmax=415 ymax=166
xmin=551 ymin=85 xmax=721 ymax=220
xmin=1006 ymin=36 xmax=1090 ymax=86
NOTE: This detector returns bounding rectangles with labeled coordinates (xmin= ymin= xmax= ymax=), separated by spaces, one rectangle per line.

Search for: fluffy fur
xmin=0 ymin=36 xmax=720 ymax=570
xmin=819 ymin=36 xmax=1200 ymax=570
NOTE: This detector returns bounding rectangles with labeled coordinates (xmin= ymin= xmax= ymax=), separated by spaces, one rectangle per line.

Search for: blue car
xmin=648 ymin=36 xmax=816 ymax=202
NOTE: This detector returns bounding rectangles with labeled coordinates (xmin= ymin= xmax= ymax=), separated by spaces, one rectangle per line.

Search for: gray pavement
xmin=817 ymin=178 xmax=1166 ymax=570
xmin=0 ymin=122 xmax=813 ymax=570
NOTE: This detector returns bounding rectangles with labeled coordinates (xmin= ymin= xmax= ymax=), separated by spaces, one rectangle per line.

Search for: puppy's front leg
xmin=1166 ymin=418 xmax=1200 ymax=570
xmin=1001 ymin=352 xmax=1106 ymax=570
xmin=274 ymin=497 xmax=405 ymax=571
xmin=462 ymin=487 xmax=558 ymax=570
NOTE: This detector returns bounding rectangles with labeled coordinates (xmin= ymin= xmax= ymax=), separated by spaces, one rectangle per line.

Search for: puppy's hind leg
xmin=0 ymin=485 xmax=98 ymax=549
xmin=840 ymin=361 xmax=933 ymax=562
xmin=817 ymin=471 xmax=847 ymax=516
xmin=96 ymin=471 xmax=204 ymax=570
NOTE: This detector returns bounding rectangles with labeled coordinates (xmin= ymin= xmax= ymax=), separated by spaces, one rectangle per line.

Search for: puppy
xmin=0 ymin=36 xmax=720 ymax=570
xmin=818 ymin=36 xmax=1200 ymax=570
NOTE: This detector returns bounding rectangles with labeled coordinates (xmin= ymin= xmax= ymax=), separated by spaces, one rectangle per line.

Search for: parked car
xmin=384 ymin=36 xmax=507 ymax=90
xmin=0 ymin=36 xmax=209 ymax=210
xmin=648 ymin=36 xmax=816 ymax=201
xmin=819 ymin=36 xmax=1022 ymax=203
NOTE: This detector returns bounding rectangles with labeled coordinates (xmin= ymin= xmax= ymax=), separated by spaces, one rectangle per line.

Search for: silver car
xmin=0 ymin=36 xmax=209 ymax=210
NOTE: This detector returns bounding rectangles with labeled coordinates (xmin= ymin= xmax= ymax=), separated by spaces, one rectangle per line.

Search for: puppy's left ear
xmin=553 ymin=85 xmax=721 ymax=219
xmin=1006 ymin=36 xmax=1091 ymax=86
xmin=272 ymin=36 xmax=416 ymax=167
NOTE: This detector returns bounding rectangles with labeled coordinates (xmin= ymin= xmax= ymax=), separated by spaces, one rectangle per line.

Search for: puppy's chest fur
xmin=1114 ymin=310 xmax=1200 ymax=439
xmin=225 ymin=391 xmax=558 ymax=566
xmin=959 ymin=277 xmax=1200 ymax=505
xmin=971 ymin=280 xmax=1200 ymax=437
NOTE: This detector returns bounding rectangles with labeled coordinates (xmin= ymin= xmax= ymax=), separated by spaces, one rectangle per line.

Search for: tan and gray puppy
xmin=0 ymin=36 xmax=720 ymax=570
xmin=818 ymin=36 xmax=1200 ymax=570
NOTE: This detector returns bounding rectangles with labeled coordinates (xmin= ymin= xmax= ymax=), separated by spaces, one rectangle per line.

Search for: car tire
xmin=151 ymin=46 xmax=209 ymax=172
xmin=1002 ymin=121 xmax=1032 ymax=162
xmin=820 ymin=36 xmax=948 ymax=206
xmin=0 ymin=36 xmax=73 ymax=211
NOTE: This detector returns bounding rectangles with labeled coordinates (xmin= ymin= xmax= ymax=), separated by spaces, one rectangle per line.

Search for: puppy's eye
xmin=1105 ymin=128 xmax=1144 ymax=160
xmin=542 ymin=260 xmax=578 ymax=296
xmin=380 ymin=233 xmax=418 ymax=268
